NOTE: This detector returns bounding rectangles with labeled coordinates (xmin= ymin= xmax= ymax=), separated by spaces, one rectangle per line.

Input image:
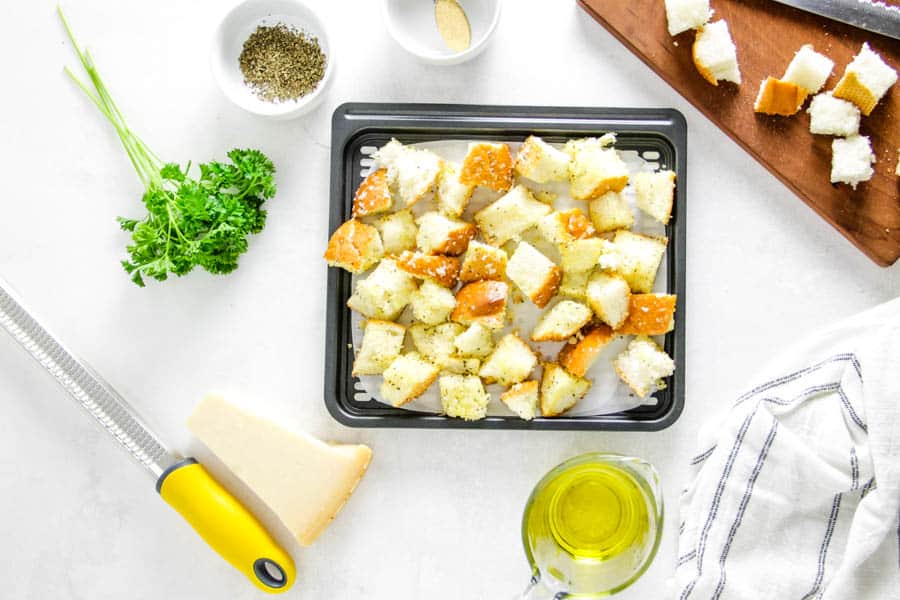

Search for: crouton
xmin=459 ymin=240 xmax=507 ymax=282
xmin=506 ymin=241 xmax=562 ymax=309
xmin=617 ymin=294 xmax=676 ymax=335
xmin=833 ymin=43 xmax=897 ymax=116
xmin=451 ymin=280 xmax=508 ymax=330
xmin=589 ymin=191 xmax=634 ymax=233
xmin=380 ymin=352 xmax=440 ymax=406
xmin=831 ymin=134 xmax=875 ymax=189
xmin=440 ymin=375 xmax=490 ymax=420
xmin=352 ymin=320 xmax=406 ymax=376
xmin=352 ymin=168 xmax=393 ymax=218
xmin=614 ymin=336 xmax=675 ymax=398
xmin=753 ymin=77 xmax=808 ymax=116
xmin=500 ymin=380 xmax=539 ymax=421
xmin=540 ymin=363 xmax=591 ymax=417
xmin=559 ymin=238 xmax=609 ymax=273
xmin=537 ymin=209 xmax=596 ymax=246
xmin=632 ymin=170 xmax=676 ymax=225
xmin=558 ymin=324 xmax=614 ymax=377
xmin=441 ymin=357 xmax=482 ymax=376
xmin=416 ymin=212 xmax=477 ymax=256
xmin=479 ymin=333 xmax=537 ymax=387
xmin=373 ymin=209 xmax=417 ymax=255
xmin=346 ymin=258 xmax=418 ymax=320
xmin=409 ymin=280 xmax=457 ymax=325
xmin=558 ymin=268 xmax=591 ymax=302
xmin=586 ymin=271 xmax=631 ymax=329
xmin=782 ymin=44 xmax=833 ymax=94
xmin=409 ymin=322 xmax=465 ymax=367
xmin=372 ymin=139 xmax=442 ymax=206
xmin=808 ymin=93 xmax=860 ymax=137
xmin=614 ymin=231 xmax=667 ymax=293
xmin=460 ymin=142 xmax=514 ymax=191
xmin=693 ymin=20 xmax=741 ymax=86
xmin=395 ymin=251 xmax=460 ymax=288
xmin=531 ymin=300 xmax=594 ymax=342
xmin=454 ymin=323 xmax=495 ymax=358
xmin=664 ymin=0 xmax=711 ymax=36
xmin=474 ymin=185 xmax=552 ymax=246
xmin=324 ymin=220 xmax=384 ymax=273
xmin=436 ymin=162 xmax=475 ymax=218
xmin=566 ymin=137 xmax=630 ymax=200
xmin=514 ymin=135 xmax=570 ymax=183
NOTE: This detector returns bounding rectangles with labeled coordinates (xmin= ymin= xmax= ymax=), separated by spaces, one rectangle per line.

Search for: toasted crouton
xmin=531 ymin=300 xmax=593 ymax=342
xmin=372 ymin=139 xmax=443 ymax=206
xmin=558 ymin=324 xmax=614 ymax=377
xmin=586 ymin=271 xmax=631 ymax=329
xmin=352 ymin=168 xmax=393 ymax=218
xmin=692 ymin=20 xmax=741 ymax=86
xmin=352 ymin=320 xmax=406 ymax=376
xmin=833 ymin=43 xmax=897 ymax=116
xmin=808 ymin=93 xmax=860 ymax=137
xmin=617 ymin=294 xmax=676 ymax=335
xmin=614 ymin=336 xmax=675 ymax=398
xmin=558 ymin=268 xmax=591 ymax=302
xmin=395 ymin=251 xmax=460 ymax=287
xmin=565 ymin=137 xmax=630 ymax=200
xmin=614 ymin=231 xmax=667 ymax=293
xmin=514 ymin=135 xmax=570 ymax=183
xmin=506 ymin=241 xmax=562 ymax=309
xmin=559 ymin=238 xmax=610 ymax=274
xmin=479 ymin=333 xmax=538 ymax=386
xmin=454 ymin=322 xmax=495 ymax=358
xmin=540 ymin=363 xmax=591 ymax=417
xmin=665 ymin=0 xmax=711 ymax=36
xmin=537 ymin=209 xmax=597 ymax=245
xmin=409 ymin=280 xmax=457 ymax=325
xmin=451 ymin=280 xmax=508 ymax=330
xmin=782 ymin=44 xmax=833 ymax=94
xmin=409 ymin=322 xmax=465 ymax=368
xmin=436 ymin=162 xmax=475 ymax=218
xmin=753 ymin=77 xmax=808 ymax=116
xmin=373 ymin=209 xmax=417 ymax=255
xmin=460 ymin=142 xmax=514 ymax=191
xmin=831 ymin=134 xmax=875 ymax=189
xmin=380 ymin=352 xmax=440 ymax=406
xmin=440 ymin=375 xmax=490 ymax=420
xmin=459 ymin=240 xmax=507 ymax=282
xmin=474 ymin=185 xmax=552 ymax=246
xmin=346 ymin=258 xmax=418 ymax=320
xmin=324 ymin=220 xmax=384 ymax=273
xmin=500 ymin=380 xmax=539 ymax=420
xmin=632 ymin=171 xmax=676 ymax=225
xmin=416 ymin=212 xmax=477 ymax=256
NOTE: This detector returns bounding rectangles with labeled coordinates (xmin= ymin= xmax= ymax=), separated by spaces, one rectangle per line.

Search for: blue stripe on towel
xmin=735 ymin=354 xmax=859 ymax=404
xmin=801 ymin=493 xmax=843 ymax=600
xmin=690 ymin=446 xmax=717 ymax=465
xmin=850 ymin=448 xmax=859 ymax=491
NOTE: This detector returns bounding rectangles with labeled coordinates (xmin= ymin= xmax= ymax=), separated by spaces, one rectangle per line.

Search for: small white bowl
xmin=211 ymin=0 xmax=334 ymax=119
xmin=383 ymin=0 xmax=502 ymax=65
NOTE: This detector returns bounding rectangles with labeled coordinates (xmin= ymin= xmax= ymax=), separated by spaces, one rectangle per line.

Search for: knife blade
xmin=772 ymin=0 xmax=900 ymax=41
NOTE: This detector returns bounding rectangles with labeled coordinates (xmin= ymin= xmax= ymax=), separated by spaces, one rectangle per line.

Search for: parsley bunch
xmin=59 ymin=8 xmax=276 ymax=287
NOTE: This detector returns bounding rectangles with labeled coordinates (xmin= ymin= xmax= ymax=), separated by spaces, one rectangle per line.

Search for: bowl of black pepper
xmin=212 ymin=0 xmax=333 ymax=119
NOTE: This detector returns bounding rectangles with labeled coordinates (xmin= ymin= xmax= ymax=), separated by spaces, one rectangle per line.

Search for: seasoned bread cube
xmin=436 ymin=162 xmax=475 ymax=218
xmin=474 ymin=185 xmax=552 ymax=246
xmin=808 ymin=93 xmax=860 ymax=137
xmin=451 ymin=280 xmax=508 ymax=330
xmin=416 ymin=212 xmax=477 ymax=256
xmin=352 ymin=320 xmax=406 ymax=376
xmin=559 ymin=238 xmax=609 ymax=273
xmin=664 ymin=0 xmax=711 ymax=36
xmin=540 ymin=363 xmax=591 ymax=417
xmin=833 ymin=43 xmax=897 ymax=116
xmin=373 ymin=209 xmax=417 ymax=255
xmin=537 ymin=209 xmax=596 ymax=245
xmin=441 ymin=357 xmax=481 ymax=376
xmin=831 ymin=134 xmax=875 ymax=189
xmin=460 ymin=142 xmax=514 ymax=191
xmin=693 ymin=20 xmax=741 ymax=86
xmin=531 ymin=300 xmax=593 ymax=342
xmin=782 ymin=44 xmax=833 ymax=94
xmin=559 ymin=268 xmax=591 ymax=302
xmin=589 ymin=191 xmax=634 ymax=232
xmin=479 ymin=333 xmax=538 ymax=386
xmin=753 ymin=77 xmax=808 ymax=116
xmin=395 ymin=251 xmax=460 ymax=287
xmin=346 ymin=258 xmax=418 ymax=320
xmin=586 ymin=271 xmax=631 ymax=329
xmin=565 ymin=137 xmax=629 ymax=200
xmin=614 ymin=336 xmax=675 ymax=398
xmin=500 ymin=380 xmax=539 ymax=421
xmin=352 ymin=168 xmax=393 ymax=218
xmin=459 ymin=240 xmax=507 ymax=282
xmin=454 ymin=323 xmax=495 ymax=358
xmin=324 ymin=220 xmax=384 ymax=273
xmin=440 ymin=375 xmax=490 ymax=420
xmin=514 ymin=135 xmax=570 ymax=183
xmin=617 ymin=294 xmax=676 ymax=335
xmin=372 ymin=139 xmax=442 ymax=206
xmin=380 ymin=352 xmax=440 ymax=407
xmin=409 ymin=322 xmax=465 ymax=367
xmin=558 ymin=324 xmax=614 ymax=377
xmin=633 ymin=170 xmax=676 ymax=225
xmin=409 ymin=280 xmax=457 ymax=325
xmin=614 ymin=231 xmax=667 ymax=293
xmin=506 ymin=241 xmax=562 ymax=309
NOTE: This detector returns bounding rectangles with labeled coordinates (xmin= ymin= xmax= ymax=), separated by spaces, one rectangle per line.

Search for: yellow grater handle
xmin=157 ymin=459 xmax=296 ymax=593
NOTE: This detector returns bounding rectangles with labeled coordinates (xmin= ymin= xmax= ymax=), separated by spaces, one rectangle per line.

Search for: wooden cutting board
xmin=579 ymin=0 xmax=900 ymax=266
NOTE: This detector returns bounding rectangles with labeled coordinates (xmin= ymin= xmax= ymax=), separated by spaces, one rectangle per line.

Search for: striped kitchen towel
xmin=675 ymin=297 xmax=900 ymax=600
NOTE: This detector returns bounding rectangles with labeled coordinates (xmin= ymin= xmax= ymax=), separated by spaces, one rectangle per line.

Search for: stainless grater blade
xmin=0 ymin=278 xmax=179 ymax=478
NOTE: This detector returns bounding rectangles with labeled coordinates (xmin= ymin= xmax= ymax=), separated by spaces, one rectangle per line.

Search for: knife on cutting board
xmin=0 ymin=278 xmax=295 ymax=594
xmin=771 ymin=0 xmax=900 ymax=41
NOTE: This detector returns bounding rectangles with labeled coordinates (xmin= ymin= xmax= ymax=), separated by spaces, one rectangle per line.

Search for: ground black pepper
xmin=239 ymin=23 xmax=326 ymax=103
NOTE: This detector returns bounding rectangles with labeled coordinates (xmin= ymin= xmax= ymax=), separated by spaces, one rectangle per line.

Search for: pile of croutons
xmin=325 ymin=134 xmax=677 ymax=421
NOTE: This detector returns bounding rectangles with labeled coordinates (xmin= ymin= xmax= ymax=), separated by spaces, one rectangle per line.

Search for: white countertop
xmin=2 ymin=1 xmax=899 ymax=598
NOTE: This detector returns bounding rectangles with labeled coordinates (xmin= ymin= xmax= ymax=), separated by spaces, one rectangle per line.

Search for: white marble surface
xmin=1 ymin=1 xmax=899 ymax=599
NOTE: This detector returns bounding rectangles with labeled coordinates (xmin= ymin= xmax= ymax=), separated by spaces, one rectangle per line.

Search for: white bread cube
xmin=346 ymin=258 xmax=418 ymax=320
xmin=352 ymin=320 xmax=406 ymax=376
xmin=409 ymin=322 xmax=465 ymax=368
xmin=559 ymin=268 xmax=591 ymax=302
xmin=459 ymin=240 xmax=507 ymax=282
xmin=506 ymin=241 xmax=562 ymax=309
xmin=565 ymin=137 xmax=630 ymax=201
xmin=753 ymin=77 xmax=808 ymax=116
xmin=372 ymin=139 xmax=442 ymax=206
xmin=808 ymin=93 xmax=860 ymax=137
xmin=537 ymin=209 xmax=596 ymax=246
xmin=460 ymin=142 xmax=514 ymax=192
xmin=451 ymin=280 xmax=508 ymax=330
xmin=454 ymin=323 xmax=495 ymax=358
xmin=540 ymin=363 xmax=591 ymax=417
xmin=324 ymin=220 xmax=384 ymax=274
xmin=559 ymin=238 xmax=609 ymax=273
xmin=693 ymin=20 xmax=741 ymax=86
xmin=833 ymin=43 xmax=898 ymax=116
xmin=633 ymin=170 xmax=676 ymax=225
xmin=373 ymin=209 xmax=417 ymax=255
xmin=479 ymin=333 xmax=537 ymax=386
xmin=441 ymin=357 xmax=481 ymax=376
xmin=500 ymin=380 xmax=539 ymax=421
xmin=618 ymin=293 xmax=677 ymax=336
xmin=436 ymin=162 xmax=474 ymax=218
xmin=380 ymin=352 xmax=440 ymax=406
xmin=782 ymin=44 xmax=834 ymax=94
xmin=831 ymin=135 xmax=875 ymax=189
xmin=474 ymin=185 xmax=552 ymax=246
xmin=613 ymin=336 xmax=675 ymax=398
xmin=558 ymin=324 xmax=615 ymax=377
xmin=589 ymin=191 xmax=634 ymax=232
xmin=614 ymin=231 xmax=667 ymax=293
xmin=586 ymin=271 xmax=631 ymax=329
xmin=352 ymin=168 xmax=393 ymax=218
xmin=409 ymin=280 xmax=457 ymax=325
xmin=514 ymin=135 xmax=570 ymax=183
xmin=440 ymin=375 xmax=490 ymax=421
xmin=531 ymin=300 xmax=593 ymax=342
xmin=664 ymin=0 xmax=711 ymax=36
xmin=416 ymin=212 xmax=477 ymax=256
xmin=395 ymin=251 xmax=460 ymax=287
